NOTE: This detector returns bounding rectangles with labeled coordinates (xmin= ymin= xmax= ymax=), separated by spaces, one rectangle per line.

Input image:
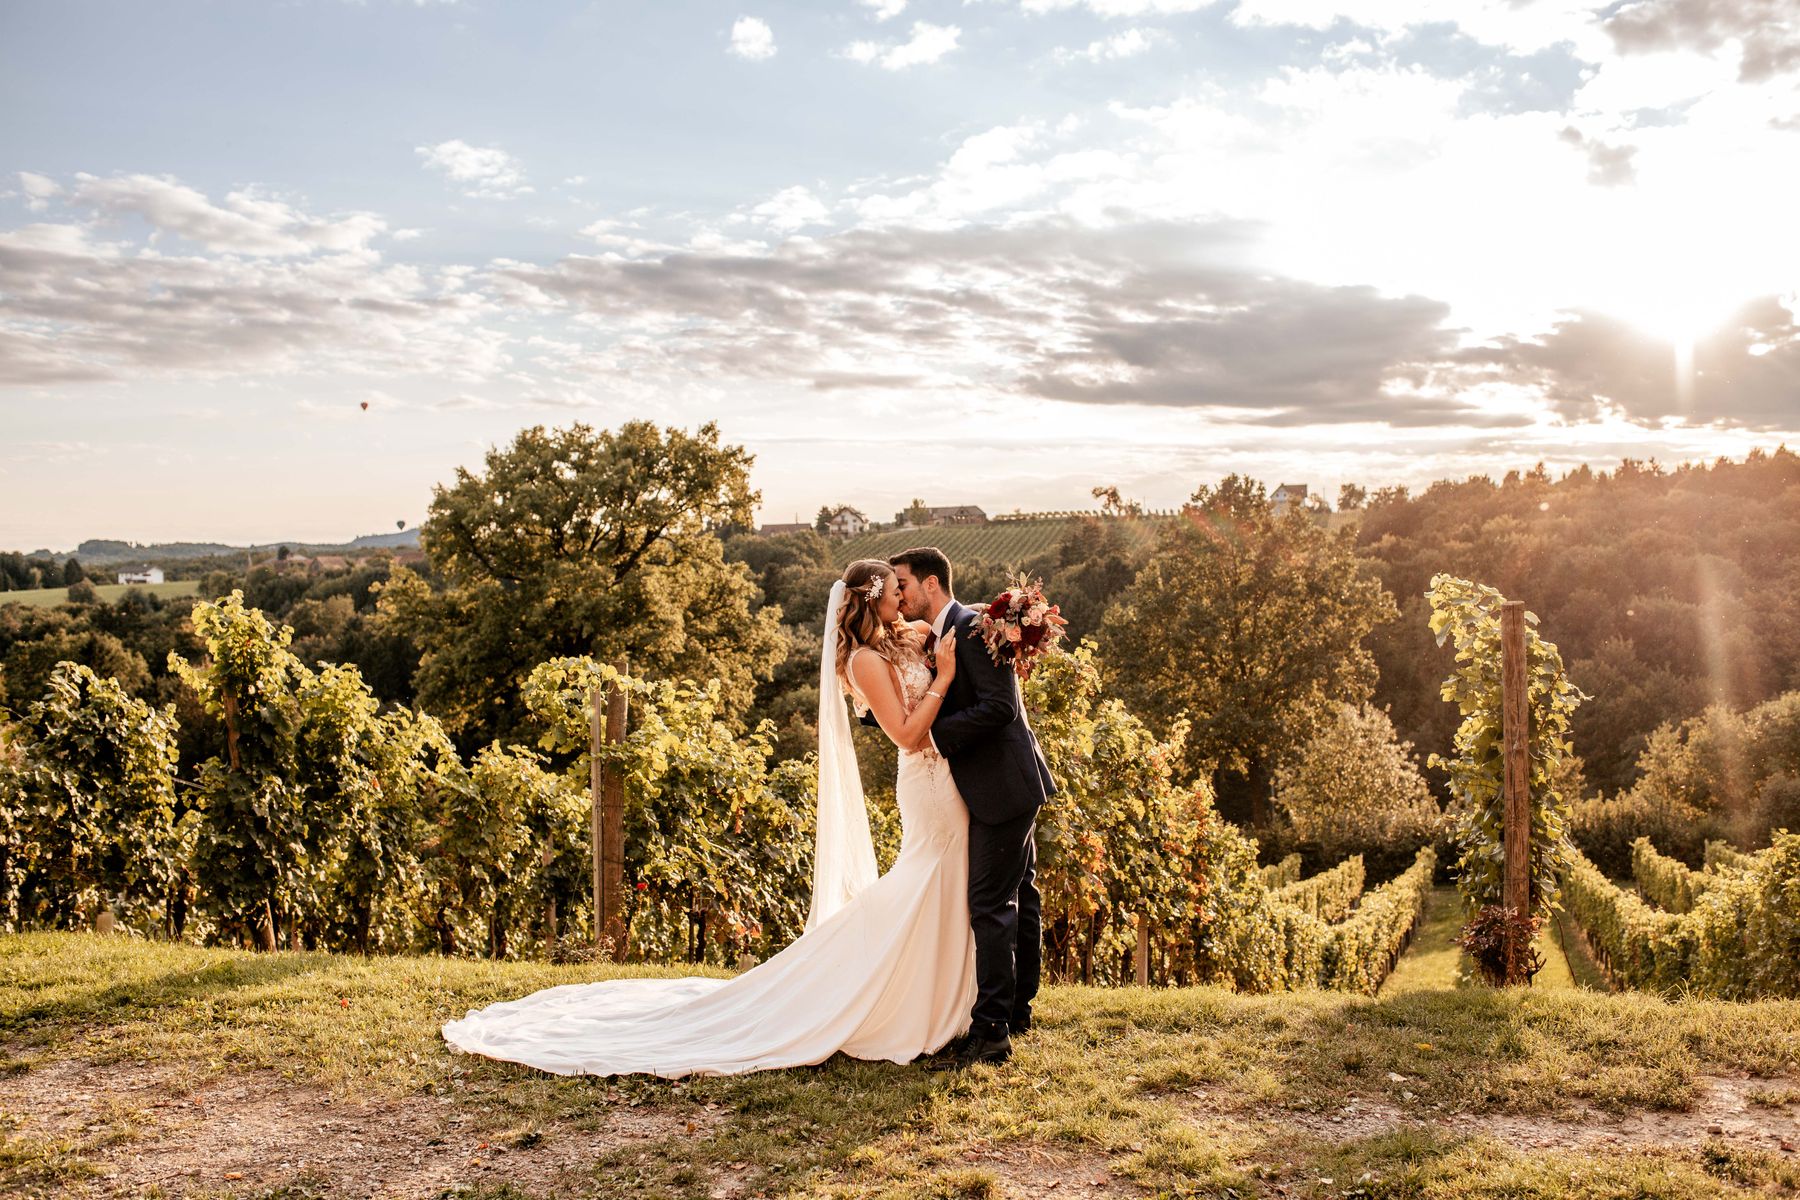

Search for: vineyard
xmin=1560 ymin=832 xmax=1800 ymax=999
xmin=6 ymin=568 xmax=1800 ymax=1197
xmin=835 ymin=515 xmax=1171 ymax=567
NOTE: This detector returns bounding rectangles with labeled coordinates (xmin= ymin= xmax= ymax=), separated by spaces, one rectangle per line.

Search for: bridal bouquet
xmin=976 ymin=574 xmax=1068 ymax=680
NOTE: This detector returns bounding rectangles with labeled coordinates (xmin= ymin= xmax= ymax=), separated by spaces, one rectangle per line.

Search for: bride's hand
xmin=934 ymin=630 xmax=958 ymax=685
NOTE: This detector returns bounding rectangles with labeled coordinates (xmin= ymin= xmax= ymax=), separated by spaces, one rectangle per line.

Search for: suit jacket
xmin=928 ymin=599 xmax=1056 ymax=826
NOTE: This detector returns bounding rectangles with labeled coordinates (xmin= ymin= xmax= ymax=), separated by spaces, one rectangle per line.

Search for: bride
xmin=441 ymin=558 xmax=978 ymax=1078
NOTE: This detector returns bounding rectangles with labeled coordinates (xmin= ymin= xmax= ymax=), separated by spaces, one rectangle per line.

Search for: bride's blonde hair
xmin=835 ymin=558 xmax=920 ymax=695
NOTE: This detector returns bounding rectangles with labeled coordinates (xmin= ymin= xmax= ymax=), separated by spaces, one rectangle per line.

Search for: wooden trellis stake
xmin=1500 ymin=600 xmax=1531 ymax=984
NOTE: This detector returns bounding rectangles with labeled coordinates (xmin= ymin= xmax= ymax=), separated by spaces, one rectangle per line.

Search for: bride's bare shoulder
xmin=906 ymin=620 xmax=930 ymax=636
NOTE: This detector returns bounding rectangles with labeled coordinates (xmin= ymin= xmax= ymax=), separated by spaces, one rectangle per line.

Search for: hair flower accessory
xmin=863 ymin=574 xmax=885 ymax=602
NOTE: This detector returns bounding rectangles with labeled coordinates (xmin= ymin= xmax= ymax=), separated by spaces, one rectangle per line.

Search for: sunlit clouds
xmin=3 ymin=0 xmax=1797 ymax=546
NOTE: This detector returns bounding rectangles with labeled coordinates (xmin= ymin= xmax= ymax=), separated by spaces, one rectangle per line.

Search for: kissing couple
xmin=444 ymin=546 xmax=1057 ymax=1077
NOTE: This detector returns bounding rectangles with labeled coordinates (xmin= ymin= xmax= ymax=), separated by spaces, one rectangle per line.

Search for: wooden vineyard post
xmin=1500 ymin=600 xmax=1531 ymax=984
xmin=593 ymin=656 xmax=630 ymax=957
xmin=1135 ymin=916 xmax=1151 ymax=986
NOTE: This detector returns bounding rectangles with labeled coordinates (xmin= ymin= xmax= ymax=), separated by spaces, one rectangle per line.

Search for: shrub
xmin=0 ymin=662 xmax=181 ymax=933
xmin=1273 ymin=702 xmax=1443 ymax=876
xmin=1570 ymin=790 xmax=1706 ymax=878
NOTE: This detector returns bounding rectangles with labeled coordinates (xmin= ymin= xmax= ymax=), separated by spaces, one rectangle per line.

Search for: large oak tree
xmin=1099 ymin=475 xmax=1396 ymax=827
xmin=377 ymin=421 xmax=786 ymax=748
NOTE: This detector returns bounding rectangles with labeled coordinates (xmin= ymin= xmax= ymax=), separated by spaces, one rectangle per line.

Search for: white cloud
xmin=1226 ymin=0 xmax=1611 ymax=57
xmin=749 ymin=185 xmax=833 ymax=232
xmin=862 ymin=0 xmax=906 ymax=19
xmin=59 ymin=173 xmax=385 ymax=256
xmin=0 ymin=177 xmax=507 ymax=387
xmin=844 ymin=21 xmax=961 ymax=69
xmin=17 ymin=172 xmax=60 ymax=212
xmin=1055 ymin=27 xmax=1161 ymax=63
xmin=729 ymin=16 xmax=777 ymax=60
xmin=415 ymin=139 xmax=532 ymax=198
xmin=1021 ymin=0 xmax=1211 ymax=16
xmin=578 ymin=217 xmax=674 ymax=258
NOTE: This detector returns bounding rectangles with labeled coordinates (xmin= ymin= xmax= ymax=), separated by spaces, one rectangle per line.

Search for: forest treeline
xmin=4 ymin=429 xmax=1798 ymax=885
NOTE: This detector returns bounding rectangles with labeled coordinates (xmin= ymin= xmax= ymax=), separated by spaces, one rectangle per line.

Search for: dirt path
xmin=1184 ymin=1074 xmax=1800 ymax=1157
xmin=1 ymin=1056 xmax=727 ymax=1199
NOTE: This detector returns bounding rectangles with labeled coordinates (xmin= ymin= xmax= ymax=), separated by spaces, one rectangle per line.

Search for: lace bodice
xmin=849 ymin=649 xmax=935 ymax=719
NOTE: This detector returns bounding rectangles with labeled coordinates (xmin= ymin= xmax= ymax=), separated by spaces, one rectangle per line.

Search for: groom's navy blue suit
xmin=929 ymin=599 xmax=1055 ymax=1040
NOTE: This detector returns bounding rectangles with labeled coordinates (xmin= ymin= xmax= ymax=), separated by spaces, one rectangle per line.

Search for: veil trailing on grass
xmin=808 ymin=580 xmax=879 ymax=930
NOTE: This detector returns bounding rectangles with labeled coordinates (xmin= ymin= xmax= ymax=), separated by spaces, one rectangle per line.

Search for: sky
xmin=2 ymin=0 xmax=1797 ymax=550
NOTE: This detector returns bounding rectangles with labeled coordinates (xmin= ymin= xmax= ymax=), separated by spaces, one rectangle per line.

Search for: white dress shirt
xmin=926 ymin=598 xmax=955 ymax=755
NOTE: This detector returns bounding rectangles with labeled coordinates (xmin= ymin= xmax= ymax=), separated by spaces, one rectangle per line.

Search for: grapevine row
xmin=1561 ymin=835 xmax=1800 ymax=998
xmin=1271 ymin=854 xmax=1365 ymax=923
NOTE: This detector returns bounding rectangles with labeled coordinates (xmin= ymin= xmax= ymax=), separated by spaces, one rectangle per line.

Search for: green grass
xmin=0 ymin=580 xmax=200 ymax=608
xmin=5 ymin=932 xmax=1800 ymax=1198
xmin=1381 ymin=886 xmax=1579 ymax=994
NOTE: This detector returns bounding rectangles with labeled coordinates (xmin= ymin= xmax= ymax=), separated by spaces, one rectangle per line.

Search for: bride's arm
xmin=849 ymin=640 xmax=956 ymax=753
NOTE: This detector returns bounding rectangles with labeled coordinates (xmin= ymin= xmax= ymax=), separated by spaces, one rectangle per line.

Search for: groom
xmin=888 ymin=547 xmax=1056 ymax=1068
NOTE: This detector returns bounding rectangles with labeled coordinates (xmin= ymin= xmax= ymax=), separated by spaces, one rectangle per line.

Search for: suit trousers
xmin=966 ymin=806 xmax=1042 ymax=1038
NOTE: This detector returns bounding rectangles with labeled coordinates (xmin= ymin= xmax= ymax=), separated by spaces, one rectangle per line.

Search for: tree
xmin=65 ymin=578 xmax=100 ymax=605
xmin=1091 ymin=485 xmax=1143 ymax=518
xmin=375 ymin=422 xmax=786 ymax=748
xmin=1098 ymin=475 xmax=1397 ymax=827
xmin=814 ymin=506 xmax=833 ymax=534
xmin=1273 ymin=702 xmax=1443 ymax=875
xmin=61 ymin=558 xmax=84 ymax=586
xmin=1338 ymin=484 xmax=1367 ymax=512
xmin=896 ymin=498 xmax=931 ymax=528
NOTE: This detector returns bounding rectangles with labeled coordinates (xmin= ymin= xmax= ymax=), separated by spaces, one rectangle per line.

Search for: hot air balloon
xmin=360 ymin=401 xmax=370 ymax=411
xmin=396 ymin=520 xmax=406 ymax=531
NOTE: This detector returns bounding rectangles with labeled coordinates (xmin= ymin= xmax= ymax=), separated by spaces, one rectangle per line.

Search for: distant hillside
xmin=835 ymin=515 xmax=1172 ymax=566
xmin=53 ymin=527 xmax=421 ymax=565
xmin=343 ymin=528 xmax=422 ymax=550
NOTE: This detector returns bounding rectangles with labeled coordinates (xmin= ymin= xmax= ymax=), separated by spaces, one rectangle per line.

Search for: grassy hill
xmin=0 ymin=579 xmax=201 ymax=609
xmin=4 ymin=931 xmax=1799 ymax=1198
xmin=836 ymin=516 xmax=1172 ymax=567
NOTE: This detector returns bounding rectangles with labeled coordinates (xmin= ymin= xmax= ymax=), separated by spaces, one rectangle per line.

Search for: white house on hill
xmin=117 ymin=566 xmax=164 ymax=585
xmin=1271 ymin=483 xmax=1309 ymax=512
xmin=824 ymin=507 xmax=870 ymax=537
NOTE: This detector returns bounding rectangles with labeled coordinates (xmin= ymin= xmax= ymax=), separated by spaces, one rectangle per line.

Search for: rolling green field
xmin=837 ymin=516 xmax=1172 ymax=567
xmin=0 ymin=579 xmax=201 ymax=608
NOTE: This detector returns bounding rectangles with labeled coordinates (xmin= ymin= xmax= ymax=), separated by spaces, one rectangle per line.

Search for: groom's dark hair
xmin=889 ymin=547 xmax=952 ymax=595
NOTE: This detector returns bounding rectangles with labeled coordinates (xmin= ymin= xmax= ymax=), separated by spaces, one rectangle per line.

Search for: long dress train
xmin=441 ymin=656 xmax=976 ymax=1078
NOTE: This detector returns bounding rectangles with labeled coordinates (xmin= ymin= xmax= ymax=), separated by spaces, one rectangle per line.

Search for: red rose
xmin=635 ymin=881 xmax=649 ymax=891
xmin=1022 ymin=624 xmax=1047 ymax=649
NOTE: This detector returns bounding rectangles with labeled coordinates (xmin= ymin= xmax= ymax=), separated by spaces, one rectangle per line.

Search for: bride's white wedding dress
xmin=441 ymin=649 xmax=977 ymax=1078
